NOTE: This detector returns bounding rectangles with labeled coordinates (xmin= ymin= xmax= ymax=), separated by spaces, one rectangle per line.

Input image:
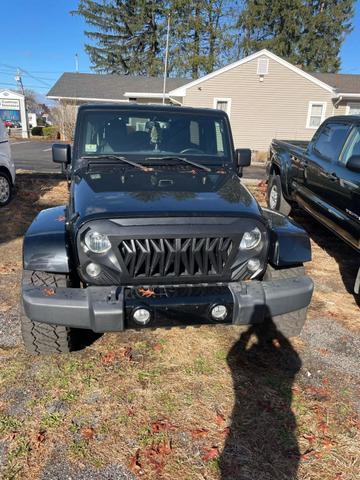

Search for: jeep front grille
xmin=118 ymin=237 xmax=234 ymax=278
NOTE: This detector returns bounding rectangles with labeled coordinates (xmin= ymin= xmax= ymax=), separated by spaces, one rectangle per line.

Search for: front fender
xmin=270 ymin=144 xmax=293 ymax=198
xmin=263 ymin=208 xmax=311 ymax=267
xmin=23 ymin=206 xmax=72 ymax=273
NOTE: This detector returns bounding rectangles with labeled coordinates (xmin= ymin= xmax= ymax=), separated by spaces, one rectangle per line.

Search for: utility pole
xmin=15 ymin=69 xmax=29 ymax=139
xmin=162 ymin=14 xmax=171 ymax=105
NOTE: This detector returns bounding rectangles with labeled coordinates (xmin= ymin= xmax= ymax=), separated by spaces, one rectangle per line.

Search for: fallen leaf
xmin=36 ymin=430 xmax=46 ymax=443
xmin=151 ymin=419 xmax=177 ymax=433
xmin=215 ymin=412 xmax=225 ymax=426
xmin=322 ymin=437 xmax=335 ymax=449
xmin=129 ymin=449 xmax=142 ymax=473
xmin=191 ymin=428 xmax=209 ymax=439
xmin=202 ymin=446 xmax=219 ymax=461
xmin=120 ymin=346 xmax=133 ymax=360
xmin=221 ymin=427 xmax=231 ymax=439
xmin=157 ymin=439 xmax=172 ymax=455
xmin=303 ymin=433 xmax=316 ymax=444
xmin=81 ymin=426 xmax=95 ymax=440
xmin=153 ymin=343 xmax=163 ymax=352
xmin=127 ymin=406 xmax=136 ymax=417
xmin=43 ymin=287 xmax=55 ymax=296
xmin=318 ymin=421 xmax=329 ymax=436
xmin=101 ymin=351 xmax=116 ymax=364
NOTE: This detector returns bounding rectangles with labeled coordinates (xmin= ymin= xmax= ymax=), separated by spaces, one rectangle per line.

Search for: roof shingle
xmin=47 ymin=72 xmax=189 ymax=100
xmin=310 ymin=72 xmax=360 ymax=94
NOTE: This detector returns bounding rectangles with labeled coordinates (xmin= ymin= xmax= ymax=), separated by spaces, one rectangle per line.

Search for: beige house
xmin=48 ymin=49 xmax=360 ymax=150
xmin=169 ymin=49 xmax=360 ymax=150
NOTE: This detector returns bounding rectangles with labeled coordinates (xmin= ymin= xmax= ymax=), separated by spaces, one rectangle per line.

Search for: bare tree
xmin=51 ymin=101 xmax=78 ymax=141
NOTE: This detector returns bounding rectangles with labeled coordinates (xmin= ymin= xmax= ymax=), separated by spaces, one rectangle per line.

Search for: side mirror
xmin=52 ymin=143 xmax=71 ymax=164
xmin=346 ymin=155 xmax=360 ymax=173
xmin=236 ymin=148 xmax=252 ymax=167
xmin=235 ymin=148 xmax=251 ymax=176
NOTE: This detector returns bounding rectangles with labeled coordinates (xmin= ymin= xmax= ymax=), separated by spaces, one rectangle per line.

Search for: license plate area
xmin=124 ymin=285 xmax=234 ymax=328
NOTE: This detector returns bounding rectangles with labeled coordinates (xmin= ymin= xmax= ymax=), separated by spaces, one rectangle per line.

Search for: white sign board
xmin=0 ymin=98 xmax=20 ymax=110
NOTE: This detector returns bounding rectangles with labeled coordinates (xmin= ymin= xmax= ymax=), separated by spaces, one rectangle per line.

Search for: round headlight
xmin=240 ymin=227 xmax=262 ymax=250
xmin=84 ymin=230 xmax=111 ymax=253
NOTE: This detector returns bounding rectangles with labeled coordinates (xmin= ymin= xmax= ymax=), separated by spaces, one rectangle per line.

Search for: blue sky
xmin=0 ymin=0 xmax=359 ymax=99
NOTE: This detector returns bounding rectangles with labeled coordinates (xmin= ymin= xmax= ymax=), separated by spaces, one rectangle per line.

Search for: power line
xmin=0 ymin=81 xmax=49 ymax=90
xmin=0 ymin=63 xmax=52 ymax=87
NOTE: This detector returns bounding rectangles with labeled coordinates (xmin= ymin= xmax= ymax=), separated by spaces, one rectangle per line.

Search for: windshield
xmin=77 ymin=109 xmax=232 ymax=164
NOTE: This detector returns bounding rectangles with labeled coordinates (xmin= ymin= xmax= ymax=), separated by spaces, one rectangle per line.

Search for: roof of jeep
xmin=77 ymin=103 xmax=228 ymax=117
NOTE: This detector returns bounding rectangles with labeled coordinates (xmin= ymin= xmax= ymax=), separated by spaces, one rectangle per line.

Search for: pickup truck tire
xmin=263 ymin=264 xmax=307 ymax=337
xmin=0 ymin=171 xmax=12 ymax=206
xmin=267 ymin=174 xmax=291 ymax=216
xmin=21 ymin=272 xmax=75 ymax=354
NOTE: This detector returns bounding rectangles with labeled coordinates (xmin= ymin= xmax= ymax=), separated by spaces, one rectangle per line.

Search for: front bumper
xmin=22 ymin=274 xmax=313 ymax=333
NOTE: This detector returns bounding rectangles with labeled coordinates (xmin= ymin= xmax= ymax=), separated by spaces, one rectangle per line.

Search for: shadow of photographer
xmin=220 ymin=318 xmax=301 ymax=480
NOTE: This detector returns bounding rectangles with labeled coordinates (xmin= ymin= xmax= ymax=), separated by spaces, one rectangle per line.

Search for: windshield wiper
xmin=145 ymin=156 xmax=211 ymax=172
xmin=80 ymin=155 xmax=147 ymax=171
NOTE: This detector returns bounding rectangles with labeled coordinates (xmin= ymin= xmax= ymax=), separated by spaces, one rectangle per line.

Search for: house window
xmin=257 ymin=58 xmax=269 ymax=75
xmin=347 ymin=103 xmax=360 ymax=115
xmin=213 ymin=97 xmax=232 ymax=117
xmin=306 ymin=102 xmax=326 ymax=129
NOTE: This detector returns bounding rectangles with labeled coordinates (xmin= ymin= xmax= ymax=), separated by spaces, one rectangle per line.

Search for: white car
xmin=0 ymin=121 xmax=15 ymax=206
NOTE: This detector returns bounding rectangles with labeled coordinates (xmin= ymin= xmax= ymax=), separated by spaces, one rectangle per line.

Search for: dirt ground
xmin=0 ymin=173 xmax=359 ymax=480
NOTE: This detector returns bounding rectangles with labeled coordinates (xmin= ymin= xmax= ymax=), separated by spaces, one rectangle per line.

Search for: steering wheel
xmin=180 ymin=147 xmax=204 ymax=154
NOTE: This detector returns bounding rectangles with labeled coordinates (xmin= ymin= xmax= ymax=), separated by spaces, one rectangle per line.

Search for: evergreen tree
xmin=169 ymin=0 xmax=236 ymax=78
xmin=72 ymin=0 xmax=165 ymax=76
xmin=237 ymin=0 xmax=354 ymax=72
xmin=299 ymin=0 xmax=355 ymax=72
xmin=73 ymin=0 xmax=236 ymax=78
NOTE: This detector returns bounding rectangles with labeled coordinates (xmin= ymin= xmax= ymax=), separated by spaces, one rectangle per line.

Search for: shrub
xmin=31 ymin=126 xmax=43 ymax=136
xmin=43 ymin=126 xmax=60 ymax=140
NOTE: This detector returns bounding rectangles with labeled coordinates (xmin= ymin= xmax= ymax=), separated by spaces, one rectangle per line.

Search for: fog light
xmin=247 ymin=258 xmax=261 ymax=272
xmin=211 ymin=304 xmax=228 ymax=321
xmin=132 ymin=308 xmax=151 ymax=325
xmin=86 ymin=262 xmax=101 ymax=277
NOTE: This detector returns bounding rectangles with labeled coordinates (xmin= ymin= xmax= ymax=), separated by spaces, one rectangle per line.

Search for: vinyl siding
xmin=182 ymin=56 xmax=335 ymax=150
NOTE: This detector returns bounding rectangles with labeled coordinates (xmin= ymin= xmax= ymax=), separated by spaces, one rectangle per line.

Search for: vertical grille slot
xmin=118 ymin=237 xmax=234 ymax=278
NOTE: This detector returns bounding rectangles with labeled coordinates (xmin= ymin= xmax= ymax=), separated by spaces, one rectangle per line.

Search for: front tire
xmin=263 ymin=264 xmax=308 ymax=337
xmin=267 ymin=174 xmax=291 ymax=216
xmin=0 ymin=171 xmax=12 ymax=206
xmin=21 ymin=272 xmax=74 ymax=354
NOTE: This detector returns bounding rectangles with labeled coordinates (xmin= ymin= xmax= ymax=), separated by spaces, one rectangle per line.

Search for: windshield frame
xmin=73 ymin=105 xmax=236 ymax=169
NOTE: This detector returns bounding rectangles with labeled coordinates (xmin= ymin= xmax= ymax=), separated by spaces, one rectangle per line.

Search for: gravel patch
xmin=0 ymin=308 xmax=21 ymax=348
xmin=301 ymin=317 xmax=360 ymax=378
xmin=41 ymin=456 xmax=136 ymax=480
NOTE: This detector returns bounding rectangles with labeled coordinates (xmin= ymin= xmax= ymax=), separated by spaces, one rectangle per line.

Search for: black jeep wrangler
xmin=21 ymin=104 xmax=313 ymax=354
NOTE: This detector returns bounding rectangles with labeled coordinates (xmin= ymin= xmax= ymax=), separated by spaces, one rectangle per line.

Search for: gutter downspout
xmin=334 ymin=95 xmax=343 ymax=109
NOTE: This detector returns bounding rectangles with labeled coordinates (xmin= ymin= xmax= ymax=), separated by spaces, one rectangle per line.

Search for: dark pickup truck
xmin=267 ymin=116 xmax=360 ymax=293
xmin=21 ymin=104 xmax=313 ymax=354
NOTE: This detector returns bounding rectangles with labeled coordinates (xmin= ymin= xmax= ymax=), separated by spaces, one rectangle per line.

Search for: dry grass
xmin=0 ymin=174 xmax=359 ymax=479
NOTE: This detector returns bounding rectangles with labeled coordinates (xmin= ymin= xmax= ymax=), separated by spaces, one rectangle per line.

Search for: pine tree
xmin=73 ymin=0 xmax=236 ymax=78
xmin=169 ymin=0 xmax=236 ymax=78
xmin=72 ymin=0 xmax=165 ymax=76
xmin=237 ymin=0 xmax=355 ymax=72
xmin=299 ymin=0 xmax=355 ymax=72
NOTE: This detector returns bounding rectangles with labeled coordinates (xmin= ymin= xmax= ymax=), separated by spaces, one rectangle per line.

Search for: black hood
xmin=72 ymin=166 xmax=261 ymax=225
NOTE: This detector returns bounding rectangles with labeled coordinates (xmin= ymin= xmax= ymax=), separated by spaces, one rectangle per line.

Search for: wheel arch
xmin=263 ymin=208 xmax=311 ymax=267
xmin=0 ymin=166 xmax=12 ymax=184
xmin=23 ymin=205 xmax=72 ymax=273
